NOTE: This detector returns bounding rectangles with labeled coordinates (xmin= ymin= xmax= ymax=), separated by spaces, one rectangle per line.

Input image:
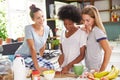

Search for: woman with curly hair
xmin=58 ymin=5 xmax=87 ymax=74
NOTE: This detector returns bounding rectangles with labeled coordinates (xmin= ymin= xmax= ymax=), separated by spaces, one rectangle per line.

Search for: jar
xmin=0 ymin=58 xmax=13 ymax=80
xmin=32 ymin=70 xmax=40 ymax=80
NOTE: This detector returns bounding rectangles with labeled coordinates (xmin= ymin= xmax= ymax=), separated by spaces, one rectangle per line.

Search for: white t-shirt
xmin=60 ymin=28 xmax=87 ymax=68
xmin=85 ymin=27 xmax=107 ymax=71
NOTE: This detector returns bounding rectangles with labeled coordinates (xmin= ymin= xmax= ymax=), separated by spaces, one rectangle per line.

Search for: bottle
xmin=111 ymin=12 xmax=114 ymax=22
xmin=114 ymin=12 xmax=117 ymax=22
xmin=13 ymin=56 xmax=26 ymax=80
xmin=32 ymin=70 xmax=40 ymax=80
xmin=0 ymin=45 xmax=3 ymax=59
xmin=49 ymin=29 xmax=53 ymax=38
xmin=49 ymin=29 xmax=54 ymax=49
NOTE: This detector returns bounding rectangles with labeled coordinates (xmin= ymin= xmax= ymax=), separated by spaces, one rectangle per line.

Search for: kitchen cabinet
xmin=110 ymin=0 xmax=120 ymax=22
xmin=46 ymin=0 xmax=56 ymax=36
xmin=94 ymin=0 xmax=120 ymax=22
xmin=46 ymin=0 xmax=120 ymax=36
xmin=55 ymin=0 xmax=120 ymax=22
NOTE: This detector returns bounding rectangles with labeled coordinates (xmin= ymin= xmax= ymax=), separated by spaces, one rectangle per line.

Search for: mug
xmin=73 ymin=63 xmax=84 ymax=76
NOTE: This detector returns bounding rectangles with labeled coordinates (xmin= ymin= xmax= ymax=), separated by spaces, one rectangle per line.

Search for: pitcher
xmin=13 ymin=56 xmax=26 ymax=80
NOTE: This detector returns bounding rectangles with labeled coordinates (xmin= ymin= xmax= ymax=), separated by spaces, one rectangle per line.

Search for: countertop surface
xmin=40 ymin=73 xmax=120 ymax=80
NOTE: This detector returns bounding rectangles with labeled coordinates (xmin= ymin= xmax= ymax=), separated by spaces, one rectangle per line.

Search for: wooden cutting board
xmin=55 ymin=73 xmax=77 ymax=78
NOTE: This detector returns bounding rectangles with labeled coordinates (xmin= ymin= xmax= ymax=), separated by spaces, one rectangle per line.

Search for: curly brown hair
xmin=57 ymin=5 xmax=81 ymax=24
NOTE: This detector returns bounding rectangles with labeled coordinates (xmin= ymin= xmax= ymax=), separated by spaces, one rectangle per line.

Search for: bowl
xmin=43 ymin=70 xmax=55 ymax=80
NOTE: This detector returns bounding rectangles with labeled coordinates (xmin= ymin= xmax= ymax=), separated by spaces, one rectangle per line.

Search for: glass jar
xmin=0 ymin=58 xmax=13 ymax=80
xmin=32 ymin=70 xmax=40 ymax=80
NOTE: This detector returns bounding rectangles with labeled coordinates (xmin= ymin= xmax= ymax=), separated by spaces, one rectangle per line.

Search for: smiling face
xmin=81 ymin=6 xmax=105 ymax=33
xmin=32 ymin=11 xmax=44 ymax=26
xmin=82 ymin=14 xmax=95 ymax=31
xmin=63 ymin=19 xmax=75 ymax=31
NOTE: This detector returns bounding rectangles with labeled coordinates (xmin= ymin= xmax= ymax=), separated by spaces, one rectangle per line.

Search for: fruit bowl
xmin=43 ymin=70 xmax=55 ymax=80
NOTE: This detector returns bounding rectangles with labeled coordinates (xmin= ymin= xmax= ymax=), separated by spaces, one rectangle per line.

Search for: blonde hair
xmin=82 ymin=5 xmax=106 ymax=33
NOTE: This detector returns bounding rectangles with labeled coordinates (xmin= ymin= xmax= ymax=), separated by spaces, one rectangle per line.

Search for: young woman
xmin=15 ymin=4 xmax=54 ymax=73
xmin=58 ymin=5 xmax=87 ymax=74
xmin=81 ymin=5 xmax=112 ymax=72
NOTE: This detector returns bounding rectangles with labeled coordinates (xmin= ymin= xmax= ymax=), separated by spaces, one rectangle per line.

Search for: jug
xmin=13 ymin=56 xmax=26 ymax=80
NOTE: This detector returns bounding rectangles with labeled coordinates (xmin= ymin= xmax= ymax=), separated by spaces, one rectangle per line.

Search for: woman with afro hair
xmin=58 ymin=5 xmax=88 ymax=74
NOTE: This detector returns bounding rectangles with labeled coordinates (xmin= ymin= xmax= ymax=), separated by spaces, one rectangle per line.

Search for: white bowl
xmin=43 ymin=70 xmax=55 ymax=80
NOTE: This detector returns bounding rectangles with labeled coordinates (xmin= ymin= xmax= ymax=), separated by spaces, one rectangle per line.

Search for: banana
xmin=94 ymin=71 xmax=109 ymax=78
xmin=104 ymin=65 xmax=119 ymax=79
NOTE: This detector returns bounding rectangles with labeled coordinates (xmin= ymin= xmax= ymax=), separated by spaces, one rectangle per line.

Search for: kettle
xmin=13 ymin=56 xmax=26 ymax=80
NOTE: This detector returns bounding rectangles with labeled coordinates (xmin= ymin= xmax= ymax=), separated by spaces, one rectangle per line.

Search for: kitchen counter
xmin=106 ymin=41 xmax=120 ymax=71
xmin=41 ymin=73 xmax=82 ymax=80
xmin=26 ymin=73 xmax=79 ymax=80
xmin=40 ymin=73 xmax=120 ymax=80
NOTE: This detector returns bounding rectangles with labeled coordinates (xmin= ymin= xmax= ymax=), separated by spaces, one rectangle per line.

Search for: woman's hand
xmin=61 ymin=65 xmax=70 ymax=74
xmin=81 ymin=26 xmax=87 ymax=32
xmin=38 ymin=67 xmax=48 ymax=74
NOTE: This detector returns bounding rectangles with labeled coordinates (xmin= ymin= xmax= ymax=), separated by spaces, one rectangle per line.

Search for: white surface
xmin=41 ymin=77 xmax=78 ymax=80
xmin=94 ymin=0 xmax=109 ymax=10
xmin=99 ymin=12 xmax=110 ymax=22
xmin=106 ymin=42 xmax=120 ymax=70
xmin=94 ymin=0 xmax=110 ymax=22
xmin=26 ymin=77 xmax=88 ymax=80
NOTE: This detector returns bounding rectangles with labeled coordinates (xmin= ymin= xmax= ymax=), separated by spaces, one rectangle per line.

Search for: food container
xmin=32 ymin=70 xmax=40 ymax=80
xmin=0 ymin=58 xmax=13 ymax=80
xmin=43 ymin=70 xmax=55 ymax=80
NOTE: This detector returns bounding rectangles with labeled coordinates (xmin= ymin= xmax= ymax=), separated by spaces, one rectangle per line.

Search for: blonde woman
xmin=81 ymin=5 xmax=112 ymax=72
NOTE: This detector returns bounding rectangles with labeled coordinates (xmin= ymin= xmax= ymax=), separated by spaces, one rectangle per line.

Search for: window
xmin=6 ymin=0 xmax=46 ymax=40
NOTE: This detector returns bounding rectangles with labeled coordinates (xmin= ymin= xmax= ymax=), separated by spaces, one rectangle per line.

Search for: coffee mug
xmin=73 ymin=63 xmax=84 ymax=76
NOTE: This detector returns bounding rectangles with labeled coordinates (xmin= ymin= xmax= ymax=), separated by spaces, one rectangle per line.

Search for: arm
xmin=99 ymin=39 xmax=112 ymax=71
xmin=58 ymin=54 xmax=64 ymax=66
xmin=27 ymin=39 xmax=47 ymax=72
xmin=58 ymin=44 xmax=64 ymax=66
xmin=27 ymin=39 xmax=39 ymax=70
xmin=24 ymin=26 xmax=47 ymax=72
xmin=62 ymin=45 xmax=86 ymax=73
xmin=39 ymin=44 xmax=46 ymax=57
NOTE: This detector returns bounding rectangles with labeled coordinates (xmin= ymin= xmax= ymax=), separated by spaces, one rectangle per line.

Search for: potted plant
xmin=51 ymin=39 xmax=60 ymax=50
xmin=0 ymin=25 xmax=8 ymax=40
xmin=0 ymin=0 xmax=8 ymax=43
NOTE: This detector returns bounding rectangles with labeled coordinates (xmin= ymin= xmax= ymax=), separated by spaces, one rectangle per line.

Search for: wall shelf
xmin=111 ymin=9 xmax=120 ymax=11
xmin=47 ymin=18 xmax=58 ymax=21
xmin=46 ymin=0 xmax=120 ymax=37
xmin=54 ymin=0 xmax=90 ymax=3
